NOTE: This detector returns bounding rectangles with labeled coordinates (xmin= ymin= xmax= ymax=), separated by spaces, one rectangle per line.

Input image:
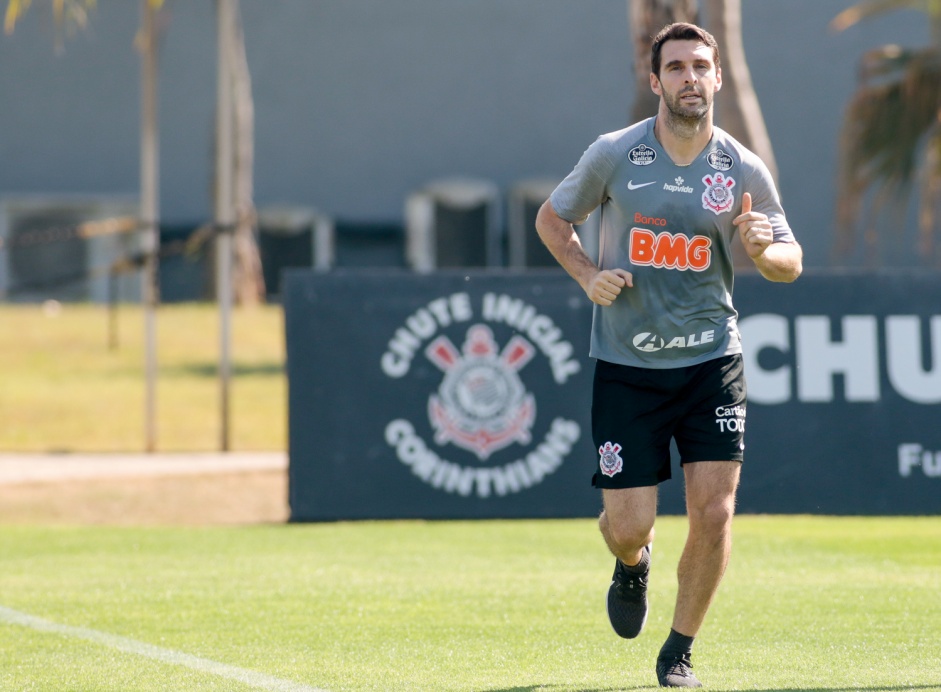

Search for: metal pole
xmin=141 ymin=0 xmax=160 ymax=452
xmin=108 ymin=265 xmax=119 ymax=351
xmin=215 ymin=0 xmax=236 ymax=452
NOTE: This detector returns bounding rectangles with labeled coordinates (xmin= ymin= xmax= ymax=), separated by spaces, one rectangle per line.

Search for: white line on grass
xmin=0 ymin=605 xmax=327 ymax=692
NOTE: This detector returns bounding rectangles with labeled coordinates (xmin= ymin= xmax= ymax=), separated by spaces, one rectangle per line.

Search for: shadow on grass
xmin=161 ymin=362 xmax=283 ymax=377
xmin=484 ymin=686 xmax=941 ymax=692
xmin=483 ymin=687 xmax=636 ymax=692
xmin=725 ymin=687 xmax=941 ymax=692
xmin=483 ymin=686 xmax=645 ymax=692
xmin=737 ymin=688 xmax=941 ymax=692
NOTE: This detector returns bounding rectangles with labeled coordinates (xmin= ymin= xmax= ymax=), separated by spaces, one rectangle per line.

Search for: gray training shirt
xmin=550 ymin=117 xmax=796 ymax=369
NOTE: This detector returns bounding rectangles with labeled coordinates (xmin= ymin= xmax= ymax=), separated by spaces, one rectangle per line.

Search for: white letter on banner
xmin=739 ymin=314 xmax=791 ymax=404
xmin=796 ymin=316 xmax=879 ymax=402
xmin=898 ymin=443 xmax=922 ymax=477
xmin=885 ymin=316 xmax=941 ymax=404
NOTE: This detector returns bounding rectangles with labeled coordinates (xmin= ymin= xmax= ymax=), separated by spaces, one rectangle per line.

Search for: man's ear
xmin=649 ymin=72 xmax=662 ymax=96
xmin=714 ymin=66 xmax=722 ymax=93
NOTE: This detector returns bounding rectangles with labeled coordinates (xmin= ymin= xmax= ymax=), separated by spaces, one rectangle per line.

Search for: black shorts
xmin=591 ymin=354 xmax=746 ymax=489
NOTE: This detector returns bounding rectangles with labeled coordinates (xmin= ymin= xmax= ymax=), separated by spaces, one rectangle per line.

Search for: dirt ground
xmin=0 ymin=468 xmax=289 ymax=526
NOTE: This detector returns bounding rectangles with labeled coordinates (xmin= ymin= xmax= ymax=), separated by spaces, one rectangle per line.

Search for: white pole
xmin=215 ymin=0 xmax=236 ymax=452
xmin=140 ymin=0 xmax=160 ymax=453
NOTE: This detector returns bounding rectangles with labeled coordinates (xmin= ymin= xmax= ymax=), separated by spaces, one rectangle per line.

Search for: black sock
xmin=659 ymin=628 xmax=695 ymax=658
xmin=620 ymin=545 xmax=650 ymax=573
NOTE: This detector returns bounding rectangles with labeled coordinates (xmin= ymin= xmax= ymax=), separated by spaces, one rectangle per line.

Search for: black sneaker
xmin=656 ymin=651 xmax=702 ymax=688
xmin=605 ymin=546 xmax=649 ymax=639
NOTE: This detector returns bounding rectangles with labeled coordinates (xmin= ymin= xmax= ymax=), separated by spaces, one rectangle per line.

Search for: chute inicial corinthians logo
xmin=381 ymin=291 xmax=582 ymax=498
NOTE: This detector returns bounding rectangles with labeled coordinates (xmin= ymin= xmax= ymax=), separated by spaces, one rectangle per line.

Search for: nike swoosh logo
xmin=627 ymin=180 xmax=657 ymax=190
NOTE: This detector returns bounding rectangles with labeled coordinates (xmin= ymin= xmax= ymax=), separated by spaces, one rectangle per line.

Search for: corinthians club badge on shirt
xmin=702 ymin=172 xmax=736 ymax=215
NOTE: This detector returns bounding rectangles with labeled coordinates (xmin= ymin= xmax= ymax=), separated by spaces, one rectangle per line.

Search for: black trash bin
xmin=257 ymin=206 xmax=334 ymax=301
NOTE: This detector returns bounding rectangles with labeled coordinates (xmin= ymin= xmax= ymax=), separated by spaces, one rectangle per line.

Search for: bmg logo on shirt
xmin=629 ymin=228 xmax=712 ymax=271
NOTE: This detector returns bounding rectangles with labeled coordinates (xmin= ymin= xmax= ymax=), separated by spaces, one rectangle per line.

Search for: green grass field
xmin=1 ymin=516 xmax=939 ymax=691
xmin=0 ymin=303 xmax=285 ymax=452
xmin=2 ymin=306 xmax=938 ymax=690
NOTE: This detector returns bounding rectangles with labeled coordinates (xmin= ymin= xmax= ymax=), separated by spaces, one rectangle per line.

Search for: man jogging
xmin=535 ymin=22 xmax=802 ymax=688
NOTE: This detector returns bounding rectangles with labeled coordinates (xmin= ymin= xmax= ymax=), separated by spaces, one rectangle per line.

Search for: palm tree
xmin=704 ymin=0 xmax=777 ymax=183
xmin=629 ymin=0 xmax=699 ymax=122
xmin=6 ymin=0 xmax=165 ymax=450
xmin=4 ymin=0 xmax=98 ymax=40
xmin=628 ymin=0 xmax=777 ymax=180
xmin=6 ymin=0 xmax=264 ymax=303
xmin=831 ymin=0 xmax=941 ymax=265
xmin=6 ymin=0 xmax=262 ymax=450
xmin=628 ymin=0 xmax=777 ymax=268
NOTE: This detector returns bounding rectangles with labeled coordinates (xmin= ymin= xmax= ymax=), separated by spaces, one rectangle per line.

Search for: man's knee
xmin=599 ymin=509 xmax=654 ymax=553
xmin=688 ymin=495 xmax=735 ymax=535
xmin=684 ymin=462 xmax=739 ymax=535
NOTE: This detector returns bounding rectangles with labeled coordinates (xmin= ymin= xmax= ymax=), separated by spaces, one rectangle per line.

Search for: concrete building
xmin=0 ymin=1 xmax=931 ymax=292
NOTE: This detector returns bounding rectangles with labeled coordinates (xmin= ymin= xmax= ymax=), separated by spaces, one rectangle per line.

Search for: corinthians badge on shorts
xmin=702 ymin=172 xmax=736 ymax=215
xmin=426 ymin=324 xmax=536 ymax=460
xmin=599 ymin=441 xmax=624 ymax=477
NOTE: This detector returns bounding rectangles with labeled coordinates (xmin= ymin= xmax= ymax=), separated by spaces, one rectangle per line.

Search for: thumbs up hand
xmin=733 ymin=192 xmax=773 ymax=259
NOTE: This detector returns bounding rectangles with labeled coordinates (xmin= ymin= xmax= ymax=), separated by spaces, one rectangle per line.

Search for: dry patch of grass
xmin=0 ymin=303 xmax=285 ymax=452
xmin=0 ymin=471 xmax=288 ymax=525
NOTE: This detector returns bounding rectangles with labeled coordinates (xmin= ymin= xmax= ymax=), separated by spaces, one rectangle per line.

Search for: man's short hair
xmin=650 ymin=23 xmax=721 ymax=77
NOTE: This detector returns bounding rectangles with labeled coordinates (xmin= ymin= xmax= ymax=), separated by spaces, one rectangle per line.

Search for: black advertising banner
xmin=284 ymin=269 xmax=603 ymax=520
xmin=733 ymin=271 xmax=941 ymax=515
xmin=284 ymin=270 xmax=941 ymax=520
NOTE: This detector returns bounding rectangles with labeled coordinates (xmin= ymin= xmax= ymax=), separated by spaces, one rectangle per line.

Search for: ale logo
xmin=426 ymin=325 xmax=536 ymax=460
xmin=633 ymin=332 xmax=665 ymax=352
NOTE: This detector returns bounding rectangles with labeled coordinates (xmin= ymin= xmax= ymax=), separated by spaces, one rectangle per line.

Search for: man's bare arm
xmin=733 ymin=192 xmax=803 ymax=283
xmin=535 ymin=200 xmax=633 ymax=306
xmin=752 ymin=241 xmax=803 ymax=283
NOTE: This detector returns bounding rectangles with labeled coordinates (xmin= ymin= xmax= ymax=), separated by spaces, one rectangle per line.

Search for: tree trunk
xmin=918 ymin=138 xmax=939 ymax=263
xmin=929 ymin=6 xmax=941 ymax=264
xmin=140 ymin=0 xmax=160 ymax=452
xmin=703 ymin=0 xmax=778 ymax=185
xmin=628 ymin=0 xmax=699 ymax=122
xmin=231 ymin=0 xmax=265 ymax=305
xmin=703 ymin=0 xmax=778 ymax=270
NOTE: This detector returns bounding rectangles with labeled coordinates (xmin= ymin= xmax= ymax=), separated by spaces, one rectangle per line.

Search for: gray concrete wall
xmin=0 ymin=1 xmax=930 ymax=269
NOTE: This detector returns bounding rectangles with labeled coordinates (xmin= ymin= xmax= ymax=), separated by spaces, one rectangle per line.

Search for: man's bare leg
xmin=656 ymin=460 xmax=740 ymax=688
xmin=599 ymin=486 xmax=658 ymax=566
xmin=672 ymin=460 xmax=740 ymax=636
xmin=599 ymin=486 xmax=658 ymax=638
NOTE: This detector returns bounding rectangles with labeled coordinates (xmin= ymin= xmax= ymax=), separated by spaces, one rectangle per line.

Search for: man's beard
xmin=662 ymin=87 xmax=711 ymax=129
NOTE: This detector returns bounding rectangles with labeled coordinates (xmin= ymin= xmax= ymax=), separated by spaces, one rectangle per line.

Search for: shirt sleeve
xmin=549 ymin=135 xmax=618 ymax=225
xmin=743 ymin=152 xmax=796 ymax=244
